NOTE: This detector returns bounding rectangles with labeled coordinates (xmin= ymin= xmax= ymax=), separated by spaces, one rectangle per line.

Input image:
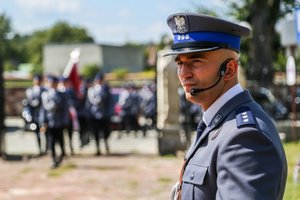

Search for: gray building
xmin=43 ymin=43 xmax=144 ymax=75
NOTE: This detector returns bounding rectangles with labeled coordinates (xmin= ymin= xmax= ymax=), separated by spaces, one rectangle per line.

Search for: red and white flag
xmin=63 ymin=48 xmax=81 ymax=97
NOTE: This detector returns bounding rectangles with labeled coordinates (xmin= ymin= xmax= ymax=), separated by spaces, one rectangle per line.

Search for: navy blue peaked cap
xmin=94 ymin=72 xmax=104 ymax=81
xmin=164 ymin=13 xmax=250 ymax=56
xmin=47 ymin=75 xmax=58 ymax=83
xmin=33 ymin=74 xmax=42 ymax=81
xmin=59 ymin=76 xmax=69 ymax=82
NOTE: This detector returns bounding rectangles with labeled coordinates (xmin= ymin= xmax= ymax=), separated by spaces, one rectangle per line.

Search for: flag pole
xmin=63 ymin=48 xmax=80 ymax=78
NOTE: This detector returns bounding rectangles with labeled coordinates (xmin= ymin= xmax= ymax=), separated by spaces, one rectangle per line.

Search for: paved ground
xmin=3 ymin=117 xmax=158 ymax=156
xmin=0 ymin=117 xmax=184 ymax=200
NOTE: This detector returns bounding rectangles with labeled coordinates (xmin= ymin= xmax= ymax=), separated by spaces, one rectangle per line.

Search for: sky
xmin=0 ymin=0 xmax=228 ymax=45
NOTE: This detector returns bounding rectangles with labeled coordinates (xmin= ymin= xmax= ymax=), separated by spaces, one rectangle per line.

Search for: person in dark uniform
xmin=119 ymin=82 xmax=141 ymax=136
xmin=139 ymin=81 xmax=157 ymax=137
xmin=87 ymin=72 xmax=112 ymax=155
xmin=40 ymin=75 xmax=69 ymax=168
xmin=25 ymin=74 xmax=45 ymax=155
xmin=58 ymin=76 xmax=77 ymax=155
xmin=76 ymin=76 xmax=90 ymax=148
xmin=165 ymin=13 xmax=287 ymax=200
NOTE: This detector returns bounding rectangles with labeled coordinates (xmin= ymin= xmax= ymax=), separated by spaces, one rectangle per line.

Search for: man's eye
xmin=192 ymin=59 xmax=202 ymax=64
xmin=176 ymin=61 xmax=183 ymax=66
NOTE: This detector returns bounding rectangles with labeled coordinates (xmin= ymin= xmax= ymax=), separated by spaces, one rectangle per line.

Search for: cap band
xmin=172 ymin=41 xmax=229 ymax=50
xmin=173 ymin=32 xmax=241 ymax=51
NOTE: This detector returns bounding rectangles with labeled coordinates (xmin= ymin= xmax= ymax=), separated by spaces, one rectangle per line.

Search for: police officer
xmin=40 ymin=75 xmax=69 ymax=168
xmin=165 ymin=13 xmax=287 ymax=200
xmin=139 ymin=82 xmax=157 ymax=136
xmin=76 ymin=76 xmax=90 ymax=148
xmin=87 ymin=72 xmax=112 ymax=155
xmin=58 ymin=76 xmax=77 ymax=155
xmin=119 ymin=82 xmax=141 ymax=136
xmin=25 ymin=74 xmax=45 ymax=155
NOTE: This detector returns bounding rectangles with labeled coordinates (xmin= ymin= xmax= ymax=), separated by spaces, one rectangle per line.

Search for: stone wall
xmin=5 ymin=88 xmax=26 ymax=116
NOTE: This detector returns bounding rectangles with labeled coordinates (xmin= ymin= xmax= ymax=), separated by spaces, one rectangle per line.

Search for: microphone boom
xmin=189 ymin=75 xmax=222 ymax=96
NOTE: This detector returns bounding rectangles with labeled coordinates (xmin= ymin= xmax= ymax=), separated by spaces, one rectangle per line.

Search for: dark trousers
xmin=33 ymin=123 xmax=42 ymax=154
xmin=122 ymin=114 xmax=139 ymax=132
xmin=90 ymin=118 xmax=111 ymax=155
xmin=78 ymin=116 xmax=89 ymax=147
xmin=66 ymin=121 xmax=74 ymax=155
xmin=48 ymin=127 xmax=65 ymax=163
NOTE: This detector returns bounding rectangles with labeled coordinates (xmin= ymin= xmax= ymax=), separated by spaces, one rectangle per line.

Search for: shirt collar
xmin=203 ymin=83 xmax=243 ymax=126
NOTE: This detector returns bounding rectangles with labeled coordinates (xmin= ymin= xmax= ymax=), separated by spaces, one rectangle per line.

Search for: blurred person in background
xmin=166 ymin=13 xmax=287 ymax=200
xmin=86 ymin=72 xmax=112 ymax=155
xmin=24 ymin=74 xmax=45 ymax=156
xmin=40 ymin=75 xmax=69 ymax=168
xmin=119 ymin=82 xmax=141 ymax=137
xmin=76 ymin=76 xmax=90 ymax=148
xmin=139 ymin=81 xmax=157 ymax=137
xmin=58 ymin=76 xmax=78 ymax=156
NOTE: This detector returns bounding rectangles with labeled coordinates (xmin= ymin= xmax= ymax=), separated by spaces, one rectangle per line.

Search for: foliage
xmin=157 ymin=34 xmax=171 ymax=51
xmin=31 ymin=64 xmax=43 ymax=75
xmin=226 ymin=0 xmax=297 ymax=86
xmin=274 ymin=49 xmax=287 ymax=72
xmin=113 ymin=68 xmax=129 ymax=80
xmin=0 ymin=14 xmax=12 ymax=60
xmin=80 ymin=63 xmax=101 ymax=80
xmin=47 ymin=21 xmax=94 ymax=43
xmin=194 ymin=7 xmax=218 ymax=16
xmin=0 ymin=14 xmax=10 ymax=129
xmin=0 ymin=15 xmax=30 ymax=70
xmin=3 ymin=61 xmax=15 ymax=71
xmin=227 ymin=0 xmax=296 ymax=21
xmin=25 ymin=21 xmax=94 ymax=68
xmin=25 ymin=30 xmax=48 ymax=65
xmin=5 ymin=79 xmax=32 ymax=88
xmin=0 ymin=17 xmax=95 ymax=75
xmin=283 ymin=142 xmax=300 ymax=199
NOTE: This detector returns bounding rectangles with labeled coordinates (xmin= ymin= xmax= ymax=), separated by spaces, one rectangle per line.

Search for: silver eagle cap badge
xmin=174 ymin=16 xmax=188 ymax=34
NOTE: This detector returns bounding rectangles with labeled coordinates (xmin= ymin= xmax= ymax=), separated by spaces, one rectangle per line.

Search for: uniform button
xmin=190 ymin=172 xmax=195 ymax=180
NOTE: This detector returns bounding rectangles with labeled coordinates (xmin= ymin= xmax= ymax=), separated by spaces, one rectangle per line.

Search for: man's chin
xmin=186 ymin=93 xmax=196 ymax=101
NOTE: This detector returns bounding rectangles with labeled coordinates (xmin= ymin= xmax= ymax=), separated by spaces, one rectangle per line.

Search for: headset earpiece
xmin=219 ymin=58 xmax=234 ymax=77
xmin=219 ymin=64 xmax=227 ymax=76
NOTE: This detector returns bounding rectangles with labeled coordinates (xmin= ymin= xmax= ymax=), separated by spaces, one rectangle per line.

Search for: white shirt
xmin=202 ymin=83 xmax=243 ymax=126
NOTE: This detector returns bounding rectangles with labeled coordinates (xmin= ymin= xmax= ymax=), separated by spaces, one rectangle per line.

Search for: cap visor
xmin=162 ymin=47 xmax=220 ymax=57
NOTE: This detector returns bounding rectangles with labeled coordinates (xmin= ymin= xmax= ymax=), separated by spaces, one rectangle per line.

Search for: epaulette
xmin=235 ymin=106 xmax=257 ymax=128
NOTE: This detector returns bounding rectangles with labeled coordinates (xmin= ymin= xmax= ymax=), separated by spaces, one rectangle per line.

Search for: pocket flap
xmin=182 ymin=164 xmax=208 ymax=186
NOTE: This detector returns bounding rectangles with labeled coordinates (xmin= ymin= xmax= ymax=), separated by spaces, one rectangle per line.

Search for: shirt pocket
xmin=182 ymin=164 xmax=208 ymax=186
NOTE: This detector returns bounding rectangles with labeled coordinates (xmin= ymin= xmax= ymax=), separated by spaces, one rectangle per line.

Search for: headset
xmin=190 ymin=58 xmax=234 ymax=96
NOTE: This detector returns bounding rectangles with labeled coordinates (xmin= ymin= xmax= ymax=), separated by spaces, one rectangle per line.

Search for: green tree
xmin=80 ymin=63 xmax=101 ymax=80
xmin=25 ymin=21 xmax=94 ymax=72
xmin=0 ymin=14 xmax=11 ymax=59
xmin=0 ymin=15 xmax=29 ymax=71
xmin=47 ymin=21 xmax=94 ymax=43
xmin=228 ymin=0 xmax=297 ymax=86
xmin=0 ymin=14 xmax=11 ymax=153
xmin=25 ymin=30 xmax=48 ymax=67
xmin=7 ymin=34 xmax=29 ymax=69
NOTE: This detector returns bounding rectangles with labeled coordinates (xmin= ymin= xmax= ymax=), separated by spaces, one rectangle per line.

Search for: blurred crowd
xmin=22 ymin=72 xmax=157 ymax=168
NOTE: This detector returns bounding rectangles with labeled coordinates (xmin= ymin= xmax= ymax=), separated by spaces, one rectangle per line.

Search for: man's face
xmin=50 ymin=81 xmax=58 ymax=89
xmin=33 ymin=79 xmax=41 ymax=86
xmin=175 ymin=50 xmax=229 ymax=109
xmin=94 ymin=79 xmax=102 ymax=85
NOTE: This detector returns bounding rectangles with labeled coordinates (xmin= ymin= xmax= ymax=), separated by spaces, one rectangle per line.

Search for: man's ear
xmin=223 ymin=60 xmax=238 ymax=80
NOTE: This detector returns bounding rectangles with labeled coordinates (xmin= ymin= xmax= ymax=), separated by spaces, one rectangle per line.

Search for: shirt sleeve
xmin=216 ymin=128 xmax=284 ymax=200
